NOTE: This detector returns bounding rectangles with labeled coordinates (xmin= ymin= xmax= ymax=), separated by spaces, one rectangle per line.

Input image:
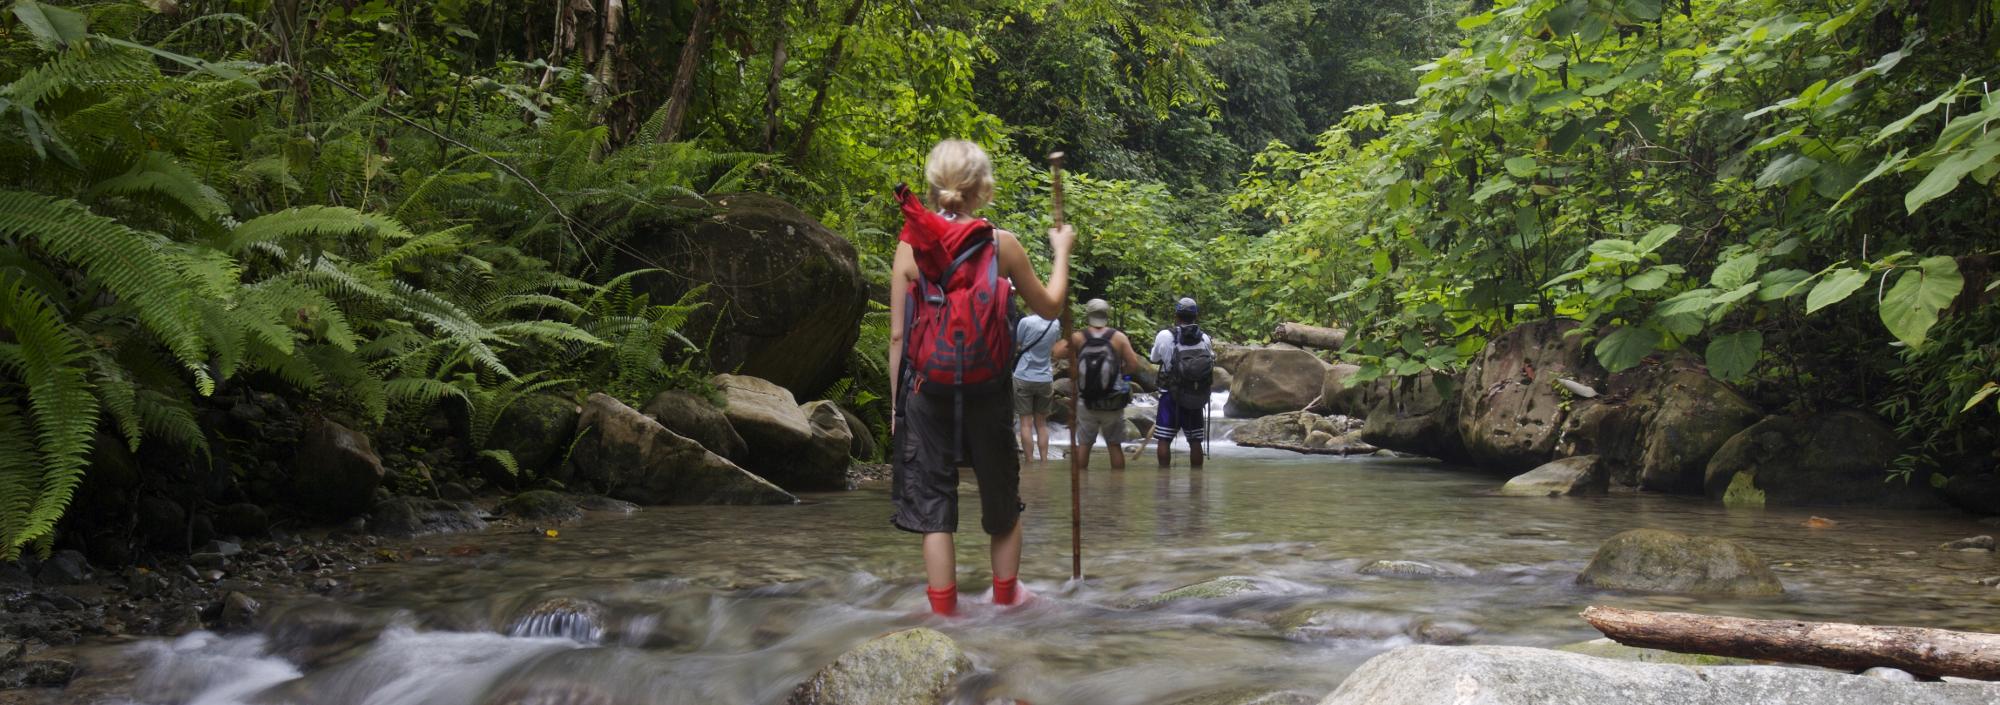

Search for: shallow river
xmin=113 ymin=424 xmax=2000 ymax=704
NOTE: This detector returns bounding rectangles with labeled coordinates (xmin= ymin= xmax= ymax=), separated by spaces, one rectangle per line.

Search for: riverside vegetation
xmin=0 ymin=0 xmax=1999 ymax=696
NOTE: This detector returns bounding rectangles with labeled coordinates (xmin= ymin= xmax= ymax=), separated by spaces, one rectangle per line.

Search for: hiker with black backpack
xmin=1151 ymin=297 xmax=1215 ymax=469
xmin=1051 ymin=299 xmax=1146 ymax=470
xmin=889 ymin=140 xmax=1074 ymax=616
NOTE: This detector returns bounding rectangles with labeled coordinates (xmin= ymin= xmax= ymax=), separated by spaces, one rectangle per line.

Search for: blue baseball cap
xmin=1176 ymin=297 xmax=1198 ymax=314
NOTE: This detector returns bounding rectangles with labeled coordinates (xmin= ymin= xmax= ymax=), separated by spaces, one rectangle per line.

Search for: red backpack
xmin=895 ymin=184 xmax=1014 ymax=394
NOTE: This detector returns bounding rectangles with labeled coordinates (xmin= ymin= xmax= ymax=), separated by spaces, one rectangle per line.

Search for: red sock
xmin=993 ymin=575 xmax=1020 ymax=606
xmin=927 ymin=585 xmax=958 ymax=616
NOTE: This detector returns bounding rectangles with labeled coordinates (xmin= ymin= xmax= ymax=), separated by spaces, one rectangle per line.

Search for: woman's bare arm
xmin=994 ymin=225 xmax=1074 ymax=319
xmin=887 ymin=243 xmax=916 ymax=419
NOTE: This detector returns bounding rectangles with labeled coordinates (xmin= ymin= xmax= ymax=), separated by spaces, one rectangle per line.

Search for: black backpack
xmin=1076 ymin=329 xmax=1127 ymax=410
xmin=1167 ymin=324 xmax=1213 ymax=410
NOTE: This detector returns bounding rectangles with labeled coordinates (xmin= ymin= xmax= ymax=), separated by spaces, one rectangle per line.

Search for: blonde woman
xmin=889 ymin=140 xmax=1074 ymax=615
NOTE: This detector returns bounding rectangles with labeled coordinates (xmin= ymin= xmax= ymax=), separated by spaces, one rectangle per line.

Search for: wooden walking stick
xmin=1051 ymin=151 xmax=1081 ymax=583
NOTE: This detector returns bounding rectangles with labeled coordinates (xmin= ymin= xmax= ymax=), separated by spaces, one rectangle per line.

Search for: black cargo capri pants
xmin=891 ymin=380 xmax=1024 ymax=535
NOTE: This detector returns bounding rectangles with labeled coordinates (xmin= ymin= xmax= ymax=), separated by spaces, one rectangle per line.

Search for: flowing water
xmin=90 ymin=405 xmax=2000 ymax=704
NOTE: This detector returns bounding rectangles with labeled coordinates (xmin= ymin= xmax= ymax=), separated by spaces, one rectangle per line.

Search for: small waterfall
xmin=507 ymin=598 xmax=607 ymax=644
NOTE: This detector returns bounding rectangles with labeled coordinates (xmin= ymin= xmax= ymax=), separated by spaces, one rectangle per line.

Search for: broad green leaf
xmin=1904 ymin=140 xmax=2000 ymax=214
xmin=1879 ymin=256 xmax=1964 ymax=348
xmin=1756 ymin=269 xmax=1811 ymax=300
xmin=1636 ymin=224 xmax=1680 ymax=253
xmin=1874 ymin=81 xmax=1971 ymax=145
xmin=1705 ymin=330 xmax=1762 ymax=382
xmin=1504 ymin=156 xmax=1539 ymax=178
xmin=1596 ymin=326 xmax=1661 ymax=372
xmin=1625 ymin=267 xmax=1672 ymax=291
xmin=1711 ymin=254 xmax=1760 ymax=289
xmin=1806 ymin=268 xmax=1868 ymax=312
xmin=1655 ymin=289 xmax=1719 ymax=317
xmin=1755 ymin=152 xmax=1820 ymax=188
xmin=1589 ymin=239 xmax=1640 ymax=262
xmin=1372 ymin=250 xmax=1392 ymax=275
xmin=1711 ymin=282 xmax=1761 ymax=306
xmin=1653 ymin=312 xmax=1706 ymax=336
xmin=1964 ymin=382 xmax=1998 ymax=412
xmin=1470 ymin=177 xmax=1517 ymax=203
xmin=1457 ymin=12 xmax=1495 ymax=29
xmin=9 ymin=1 xmax=87 ymax=48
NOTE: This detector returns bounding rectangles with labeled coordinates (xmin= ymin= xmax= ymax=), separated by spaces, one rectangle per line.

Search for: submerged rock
xmin=1702 ymin=410 xmax=1944 ymax=509
xmin=1325 ymin=645 xmax=2000 ymax=704
xmin=291 ymin=419 xmax=387 ymax=515
xmin=369 ymin=496 xmax=488 ymax=539
xmin=1554 ymin=637 xmax=1756 ymax=666
xmin=1940 ymin=535 xmax=1995 ymax=551
xmin=785 ymin=627 xmax=970 ymax=705
xmin=641 ymin=389 xmax=748 ymax=461
xmin=572 ymin=495 xmax=642 ymax=513
xmin=1575 ymin=529 xmax=1783 ymax=595
xmin=507 ymin=597 xmax=606 ymax=643
xmin=1357 ymin=560 xmax=1466 ymax=579
xmin=1138 ymin=576 xmax=1261 ymax=605
xmin=1224 ymin=347 xmax=1328 ymax=418
xmin=715 ymin=375 xmax=849 ymax=492
xmin=503 ymin=490 xmax=583 ymax=522
xmin=1165 ymin=687 xmax=1313 ymax=705
xmin=567 ymin=393 xmax=796 ymax=506
xmin=1271 ymin=607 xmax=1476 ymax=645
xmin=1499 ymin=455 xmax=1610 ymax=496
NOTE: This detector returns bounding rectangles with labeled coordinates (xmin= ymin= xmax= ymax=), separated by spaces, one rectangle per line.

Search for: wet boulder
xmin=1454 ymin=320 xmax=1605 ymax=472
xmin=641 ymin=389 xmax=747 ymax=462
xmin=1312 ymin=364 xmax=1390 ymax=418
xmin=1702 ymin=410 xmax=1944 ymax=509
xmin=801 ymin=401 xmax=856 ymax=470
xmin=1360 ymin=372 xmax=1474 ymax=465
xmin=487 ymin=393 xmax=580 ymax=477
xmin=714 ymin=375 xmax=848 ymax=492
xmin=1231 ymin=412 xmax=1371 ymax=454
xmin=1208 ymin=367 xmax=1233 ymax=393
xmin=1943 ymin=473 xmax=2000 ymax=515
xmin=1553 ymin=637 xmax=1756 ymax=666
xmin=1557 ymin=361 xmax=1762 ymax=492
xmin=568 ymin=393 xmax=796 ymax=505
xmin=1500 ymin=455 xmax=1610 ymax=496
xmin=291 ymin=419 xmax=387 ymax=515
xmin=1165 ymin=688 xmax=1314 ymax=705
xmin=1213 ymin=342 xmax=1253 ymax=375
xmin=369 ymin=496 xmax=487 ymax=538
xmin=1323 ymin=645 xmax=2000 ymax=705
xmin=612 ymin=193 xmax=868 ymax=397
xmin=1358 ymin=559 xmax=1472 ymax=579
xmin=1224 ymin=347 xmax=1328 ymax=418
xmin=503 ymin=490 xmax=583 ymax=522
xmin=1575 ymin=529 xmax=1783 ymax=595
xmin=1137 ymin=575 xmax=1261 ymax=606
xmin=840 ymin=404 xmax=876 ymax=460
xmin=1271 ymin=607 xmax=1475 ymax=645
xmin=785 ymin=627 xmax=971 ymax=705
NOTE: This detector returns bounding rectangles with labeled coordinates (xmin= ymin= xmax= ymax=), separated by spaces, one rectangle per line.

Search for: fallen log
xmin=1271 ymin=322 xmax=1346 ymax=350
xmin=1583 ymin=605 xmax=2000 ymax=680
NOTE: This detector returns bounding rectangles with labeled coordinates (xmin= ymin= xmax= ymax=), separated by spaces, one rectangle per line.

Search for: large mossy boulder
xmin=1575 ymin=529 xmax=1783 ymax=595
xmin=1455 ymin=320 xmax=1605 ymax=472
xmin=1500 ymin=455 xmax=1610 ymax=496
xmin=785 ymin=628 xmax=970 ymax=705
xmin=1224 ymin=346 xmax=1328 ymax=418
xmin=611 ymin=193 xmax=867 ymax=398
xmin=640 ymin=389 xmax=747 ymax=461
xmin=1702 ymin=410 xmax=1944 ymax=509
xmin=290 ymin=419 xmax=386 ymax=515
xmin=566 ymin=393 xmax=796 ymax=505
xmin=1359 ymin=372 xmax=1474 ymax=465
xmin=1557 ymin=361 xmax=1762 ymax=493
xmin=714 ymin=374 xmax=849 ymax=492
xmin=488 ymin=393 xmax=580 ymax=477
xmin=502 ymin=490 xmax=582 ymax=521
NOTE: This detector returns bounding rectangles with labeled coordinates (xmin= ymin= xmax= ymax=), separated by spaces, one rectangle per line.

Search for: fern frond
xmin=87 ymin=151 xmax=228 ymax=223
xmin=0 ymin=278 xmax=98 ymax=560
xmin=0 ymin=190 xmax=204 ymax=371
xmin=384 ymin=376 xmax=468 ymax=407
xmin=224 ymin=205 xmax=416 ymax=254
xmin=372 ymin=225 xmax=470 ymax=275
xmin=133 ymin=389 xmax=206 ymax=456
xmin=477 ymin=449 xmax=520 ymax=477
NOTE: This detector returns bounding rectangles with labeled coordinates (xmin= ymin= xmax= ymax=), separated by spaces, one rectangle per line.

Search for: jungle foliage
xmin=1222 ymin=0 xmax=1999 ymax=481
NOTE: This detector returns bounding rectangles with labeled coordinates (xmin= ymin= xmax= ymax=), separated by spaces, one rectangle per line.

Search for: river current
xmin=92 ymin=406 xmax=2000 ymax=704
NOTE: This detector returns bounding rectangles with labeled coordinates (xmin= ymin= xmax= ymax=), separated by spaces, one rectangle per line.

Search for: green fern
xmin=0 ymin=277 xmax=99 ymax=560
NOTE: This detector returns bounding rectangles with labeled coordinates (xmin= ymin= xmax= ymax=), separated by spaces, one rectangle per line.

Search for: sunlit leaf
xmin=1805 ymin=268 xmax=1868 ymax=313
xmin=1878 ymin=256 xmax=1964 ymax=348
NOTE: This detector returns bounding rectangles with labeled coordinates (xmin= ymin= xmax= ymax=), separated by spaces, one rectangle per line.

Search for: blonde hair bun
xmin=925 ymin=140 xmax=994 ymax=214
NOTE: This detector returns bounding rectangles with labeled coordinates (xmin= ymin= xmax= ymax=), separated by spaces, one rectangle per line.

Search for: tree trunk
xmin=788 ymin=0 xmax=867 ymax=164
xmin=761 ymin=0 xmax=789 ymax=153
xmin=1583 ymin=606 xmax=2000 ymax=680
xmin=656 ymin=0 xmax=716 ymax=143
xmin=1271 ymin=322 xmax=1346 ymax=350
